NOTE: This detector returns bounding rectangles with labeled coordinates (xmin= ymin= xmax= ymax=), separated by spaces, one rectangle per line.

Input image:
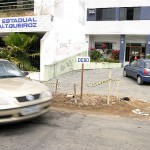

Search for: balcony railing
xmin=0 ymin=0 xmax=34 ymax=12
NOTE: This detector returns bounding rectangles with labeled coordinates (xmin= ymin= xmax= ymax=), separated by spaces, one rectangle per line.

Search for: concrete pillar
xmin=146 ymin=35 xmax=150 ymax=55
xmin=86 ymin=34 xmax=90 ymax=55
xmin=115 ymin=7 xmax=120 ymax=20
xmin=119 ymin=35 xmax=125 ymax=66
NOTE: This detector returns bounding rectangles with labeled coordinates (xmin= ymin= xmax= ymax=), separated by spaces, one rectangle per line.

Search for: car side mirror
xmin=22 ymin=71 xmax=29 ymax=76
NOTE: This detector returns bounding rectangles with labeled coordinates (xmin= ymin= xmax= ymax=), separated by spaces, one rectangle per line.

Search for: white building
xmin=86 ymin=0 xmax=150 ymax=65
xmin=1 ymin=0 xmax=150 ymax=80
xmin=0 ymin=0 xmax=87 ymax=81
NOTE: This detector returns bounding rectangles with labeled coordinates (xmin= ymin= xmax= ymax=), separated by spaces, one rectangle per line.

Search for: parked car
xmin=123 ymin=59 xmax=150 ymax=85
xmin=0 ymin=59 xmax=53 ymax=124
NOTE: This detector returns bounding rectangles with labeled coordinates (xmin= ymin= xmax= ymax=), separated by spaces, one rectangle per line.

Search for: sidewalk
xmin=44 ymin=68 xmax=150 ymax=102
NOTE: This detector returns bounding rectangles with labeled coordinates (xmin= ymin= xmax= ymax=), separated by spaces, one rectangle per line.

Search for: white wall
xmin=87 ymin=0 xmax=150 ymax=8
xmin=86 ymin=20 xmax=150 ymax=35
xmin=40 ymin=0 xmax=87 ymax=80
xmin=126 ymin=35 xmax=147 ymax=43
xmin=34 ymin=0 xmax=55 ymax=15
xmin=63 ymin=0 xmax=85 ymax=25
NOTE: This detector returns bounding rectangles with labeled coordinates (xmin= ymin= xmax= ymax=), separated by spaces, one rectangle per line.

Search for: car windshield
xmin=144 ymin=61 xmax=150 ymax=69
xmin=0 ymin=61 xmax=24 ymax=78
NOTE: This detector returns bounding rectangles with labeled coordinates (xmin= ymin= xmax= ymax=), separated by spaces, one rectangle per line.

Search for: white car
xmin=0 ymin=59 xmax=53 ymax=124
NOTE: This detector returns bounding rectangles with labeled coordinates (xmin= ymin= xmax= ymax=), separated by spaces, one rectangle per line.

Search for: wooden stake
xmin=80 ymin=63 xmax=84 ymax=99
xmin=107 ymin=70 xmax=112 ymax=105
xmin=74 ymin=83 xmax=76 ymax=98
xmin=74 ymin=83 xmax=77 ymax=103
xmin=55 ymin=78 xmax=58 ymax=94
xmin=116 ymin=80 xmax=120 ymax=100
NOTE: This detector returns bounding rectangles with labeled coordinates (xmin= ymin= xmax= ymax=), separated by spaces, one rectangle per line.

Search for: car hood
xmin=0 ymin=77 xmax=49 ymax=97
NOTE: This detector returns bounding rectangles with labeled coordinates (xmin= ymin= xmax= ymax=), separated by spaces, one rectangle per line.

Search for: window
xmin=120 ymin=7 xmax=140 ymax=20
xmin=95 ymin=42 xmax=112 ymax=49
xmin=145 ymin=62 xmax=150 ymax=69
xmin=96 ymin=8 xmax=115 ymax=21
xmin=127 ymin=8 xmax=134 ymax=20
xmin=136 ymin=60 xmax=142 ymax=68
xmin=0 ymin=0 xmax=34 ymax=11
xmin=131 ymin=60 xmax=137 ymax=67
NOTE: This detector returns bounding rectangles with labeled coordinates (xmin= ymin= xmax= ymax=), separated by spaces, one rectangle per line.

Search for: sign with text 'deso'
xmin=76 ymin=56 xmax=90 ymax=63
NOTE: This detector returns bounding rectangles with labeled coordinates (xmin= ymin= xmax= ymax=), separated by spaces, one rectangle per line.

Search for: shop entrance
xmin=125 ymin=43 xmax=146 ymax=62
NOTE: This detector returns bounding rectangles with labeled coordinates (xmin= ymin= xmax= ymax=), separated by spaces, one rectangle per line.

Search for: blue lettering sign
xmin=6 ymin=24 xmax=9 ymax=28
xmin=33 ymin=18 xmax=37 ymax=22
xmin=77 ymin=57 xmax=90 ymax=63
xmin=2 ymin=19 xmax=5 ymax=23
xmin=0 ymin=17 xmax=38 ymax=29
xmin=18 ymin=18 xmax=23 ymax=22
xmin=14 ymin=19 xmax=17 ymax=23
xmin=6 ymin=19 xmax=10 ymax=23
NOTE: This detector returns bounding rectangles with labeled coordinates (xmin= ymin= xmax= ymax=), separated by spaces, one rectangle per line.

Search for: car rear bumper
xmin=142 ymin=76 xmax=150 ymax=82
xmin=0 ymin=100 xmax=52 ymax=124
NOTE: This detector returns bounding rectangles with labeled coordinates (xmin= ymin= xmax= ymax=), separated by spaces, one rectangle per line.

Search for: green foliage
xmin=111 ymin=50 xmax=120 ymax=60
xmin=99 ymin=57 xmax=119 ymax=63
xmin=1 ymin=33 xmax=39 ymax=71
xmin=90 ymin=50 xmax=102 ymax=61
xmin=146 ymin=54 xmax=150 ymax=59
xmin=106 ymin=49 xmax=112 ymax=55
xmin=0 ymin=48 xmax=8 ymax=58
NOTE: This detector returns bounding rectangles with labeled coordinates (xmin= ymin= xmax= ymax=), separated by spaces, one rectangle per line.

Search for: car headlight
xmin=41 ymin=91 xmax=52 ymax=99
xmin=0 ymin=97 xmax=16 ymax=105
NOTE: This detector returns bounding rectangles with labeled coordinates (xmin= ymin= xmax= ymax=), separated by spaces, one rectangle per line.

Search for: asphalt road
xmin=0 ymin=109 xmax=150 ymax=150
xmin=46 ymin=68 xmax=150 ymax=102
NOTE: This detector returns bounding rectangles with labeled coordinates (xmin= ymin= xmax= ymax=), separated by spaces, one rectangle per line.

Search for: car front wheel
xmin=137 ymin=76 xmax=143 ymax=85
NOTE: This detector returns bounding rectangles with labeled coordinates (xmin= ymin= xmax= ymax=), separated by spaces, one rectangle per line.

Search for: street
xmin=0 ymin=109 xmax=150 ymax=150
xmin=1 ymin=68 xmax=150 ymax=150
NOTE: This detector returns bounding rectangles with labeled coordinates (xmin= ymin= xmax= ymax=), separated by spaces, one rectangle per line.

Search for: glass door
xmin=129 ymin=46 xmax=142 ymax=62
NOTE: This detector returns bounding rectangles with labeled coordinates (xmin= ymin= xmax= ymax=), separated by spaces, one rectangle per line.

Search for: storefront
xmin=125 ymin=43 xmax=146 ymax=62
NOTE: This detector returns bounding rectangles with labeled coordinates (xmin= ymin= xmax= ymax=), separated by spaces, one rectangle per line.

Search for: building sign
xmin=76 ymin=56 xmax=90 ymax=63
xmin=88 ymin=9 xmax=96 ymax=14
xmin=0 ymin=16 xmax=51 ymax=32
xmin=0 ymin=17 xmax=37 ymax=29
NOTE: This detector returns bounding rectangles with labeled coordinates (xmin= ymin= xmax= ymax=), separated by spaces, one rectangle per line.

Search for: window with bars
xmin=95 ymin=42 xmax=112 ymax=49
xmin=0 ymin=0 xmax=34 ymax=11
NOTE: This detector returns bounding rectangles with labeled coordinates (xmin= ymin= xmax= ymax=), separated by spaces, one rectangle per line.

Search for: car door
xmin=128 ymin=60 xmax=137 ymax=77
xmin=132 ymin=60 xmax=142 ymax=79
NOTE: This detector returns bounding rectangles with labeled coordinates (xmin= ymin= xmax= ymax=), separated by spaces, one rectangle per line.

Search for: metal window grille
xmin=0 ymin=0 xmax=34 ymax=12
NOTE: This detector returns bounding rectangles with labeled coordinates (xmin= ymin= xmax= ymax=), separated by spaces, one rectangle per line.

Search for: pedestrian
xmin=134 ymin=55 xmax=137 ymax=60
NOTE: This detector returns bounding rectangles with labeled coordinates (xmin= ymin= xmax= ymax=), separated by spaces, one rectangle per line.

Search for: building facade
xmin=86 ymin=0 xmax=150 ymax=65
xmin=1 ymin=0 xmax=150 ymax=80
xmin=0 ymin=0 xmax=87 ymax=81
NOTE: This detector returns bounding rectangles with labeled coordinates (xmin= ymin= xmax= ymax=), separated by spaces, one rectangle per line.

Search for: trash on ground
xmin=120 ymin=97 xmax=130 ymax=101
xmin=66 ymin=94 xmax=74 ymax=98
xmin=132 ymin=109 xmax=149 ymax=116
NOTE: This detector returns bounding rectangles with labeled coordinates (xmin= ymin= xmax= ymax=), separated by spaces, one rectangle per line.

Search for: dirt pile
xmin=52 ymin=94 xmax=150 ymax=119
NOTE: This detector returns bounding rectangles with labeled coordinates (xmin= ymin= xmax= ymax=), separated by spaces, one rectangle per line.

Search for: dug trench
xmin=51 ymin=94 xmax=150 ymax=119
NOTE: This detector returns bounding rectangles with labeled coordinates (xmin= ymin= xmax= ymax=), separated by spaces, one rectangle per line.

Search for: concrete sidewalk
xmin=44 ymin=68 xmax=150 ymax=102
